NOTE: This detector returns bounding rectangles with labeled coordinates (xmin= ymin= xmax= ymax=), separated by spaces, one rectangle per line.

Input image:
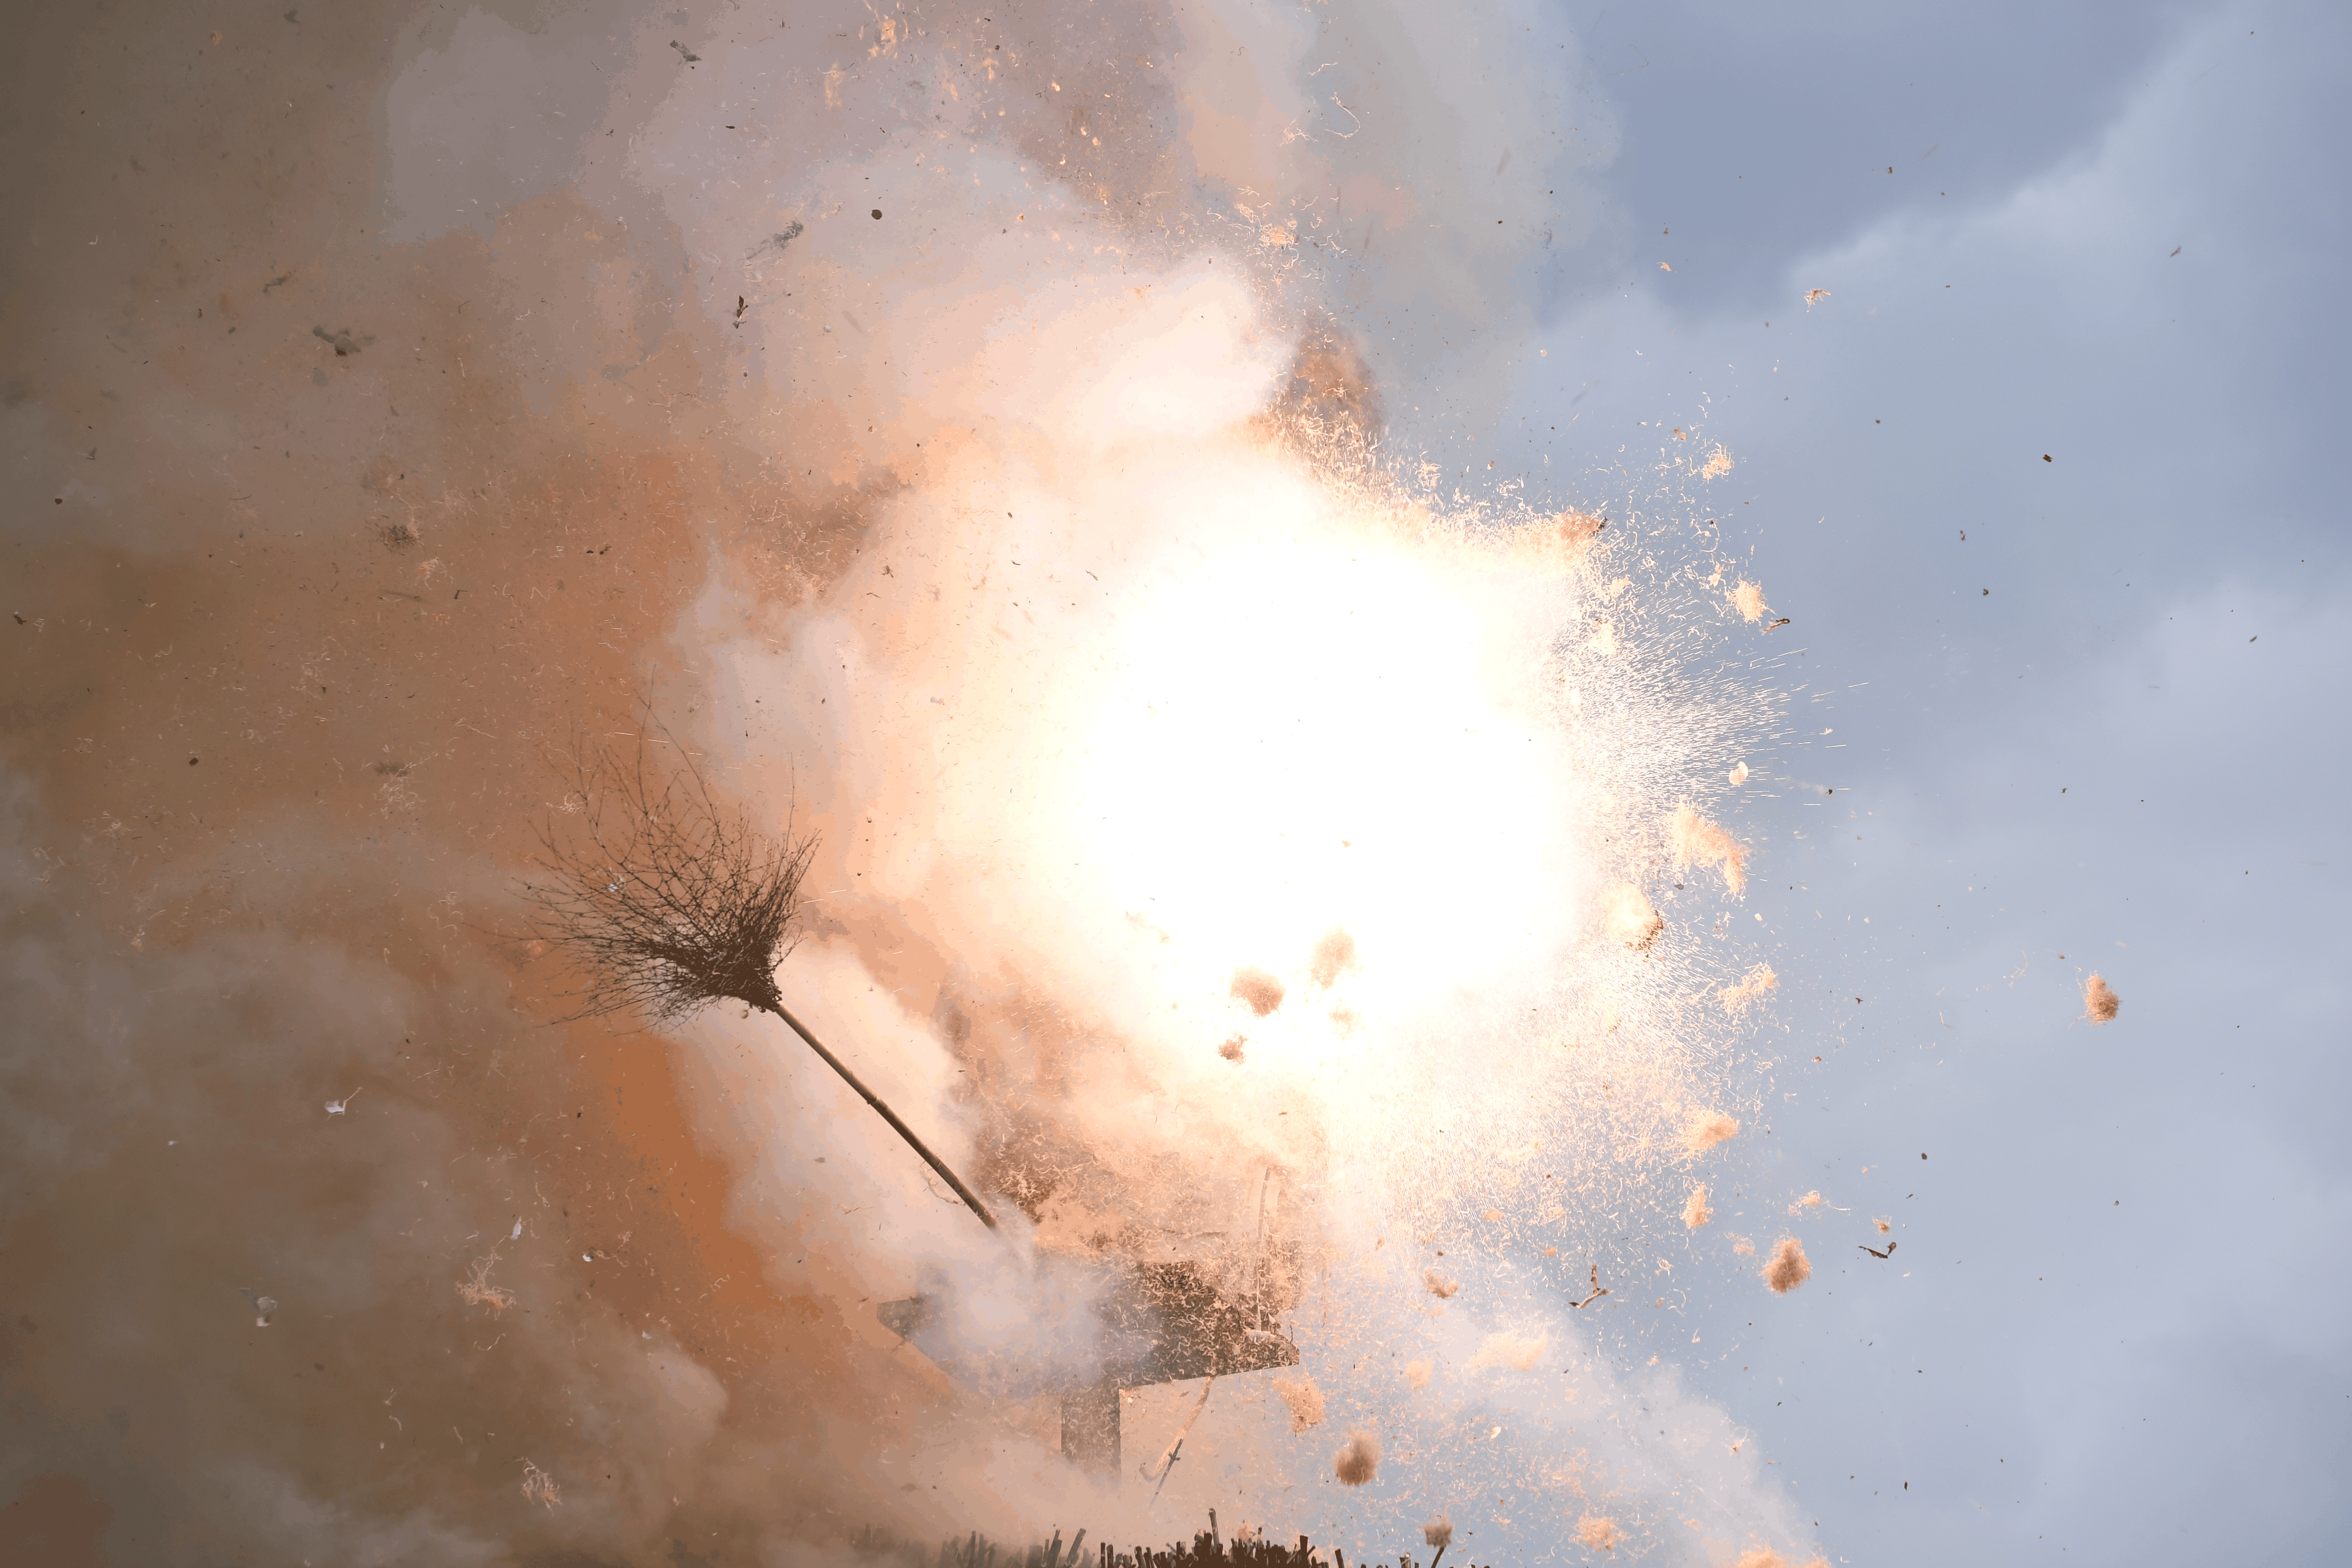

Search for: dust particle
xmin=1683 ymin=1183 xmax=1713 ymax=1229
xmin=1804 ymin=288 xmax=1831 ymax=308
xmin=1424 ymin=1269 xmax=1460 ymax=1300
xmin=1874 ymin=1216 xmax=1892 ymax=1234
xmin=1763 ymin=1236 xmax=1811 ymax=1294
xmin=1731 ymin=579 xmax=1770 ymax=623
xmin=1333 ymin=1430 xmax=1381 ymax=1486
xmin=1308 ymin=927 xmax=1359 ymax=987
xmin=1218 ymin=1034 xmax=1247 ymax=1063
xmin=1274 ymin=1375 xmax=1325 ymax=1433
xmin=1682 ymin=1110 xmax=1740 ymax=1157
xmin=2083 ymin=972 xmax=2120 ymax=1024
xmin=1230 ymin=967 xmax=1286 ymax=1017
xmin=1576 ymin=1516 xmax=1622 ymax=1550
xmin=1702 ymin=443 xmax=1735 ymax=480
xmin=1404 ymin=1359 xmax=1432 ymax=1390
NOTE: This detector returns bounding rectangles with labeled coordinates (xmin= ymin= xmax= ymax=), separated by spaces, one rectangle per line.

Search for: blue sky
xmin=1421 ymin=2 xmax=2349 ymax=1560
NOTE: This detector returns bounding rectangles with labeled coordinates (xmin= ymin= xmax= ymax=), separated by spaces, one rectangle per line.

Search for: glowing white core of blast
xmin=757 ymin=268 xmax=1602 ymax=1097
xmin=1054 ymin=508 xmax=1593 ymax=1075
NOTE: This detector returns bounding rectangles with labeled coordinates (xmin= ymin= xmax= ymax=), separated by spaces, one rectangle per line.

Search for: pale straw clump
xmin=519 ymin=1459 xmax=560 ymax=1510
xmin=1684 ymin=1184 xmax=1713 ymax=1229
xmin=1671 ymin=803 xmax=1750 ymax=895
xmin=1577 ymin=1516 xmax=1622 ymax=1550
xmin=2084 ymin=972 xmax=2120 ymax=1023
xmin=456 ymin=1251 xmax=516 ymax=1313
xmin=1307 ymin=927 xmax=1359 ymax=987
xmin=1733 ymin=1549 xmax=1830 ymax=1568
xmin=1274 ymin=1376 xmax=1325 ymax=1433
xmin=1605 ymin=883 xmax=1664 ymax=952
xmin=1468 ymin=1330 xmax=1547 ymax=1372
xmin=1720 ymin=962 xmax=1778 ymax=1013
xmin=1230 ymin=967 xmax=1287 ymax=1016
xmin=1683 ymin=1109 xmax=1740 ymax=1157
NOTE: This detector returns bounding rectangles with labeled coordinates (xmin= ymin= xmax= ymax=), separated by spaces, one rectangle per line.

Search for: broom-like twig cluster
xmin=522 ymin=721 xmax=999 ymax=1229
xmin=524 ymin=728 xmax=816 ymax=1023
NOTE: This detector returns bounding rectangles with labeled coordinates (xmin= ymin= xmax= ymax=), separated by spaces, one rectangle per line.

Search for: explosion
xmin=0 ymin=0 xmax=1825 ymax=1563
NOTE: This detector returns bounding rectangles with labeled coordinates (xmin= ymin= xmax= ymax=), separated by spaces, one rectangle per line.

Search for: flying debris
xmin=1568 ymin=1264 xmax=1610 ymax=1309
xmin=1858 ymin=1241 xmax=1896 ymax=1259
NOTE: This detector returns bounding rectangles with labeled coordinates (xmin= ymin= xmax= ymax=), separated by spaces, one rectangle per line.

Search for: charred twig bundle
xmin=526 ymin=722 xmax=997 ymax=1228
xmin=525 ymin=728 xmax=814 ymax=1024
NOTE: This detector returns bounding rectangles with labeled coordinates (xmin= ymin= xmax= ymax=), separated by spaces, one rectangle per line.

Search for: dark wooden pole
xmin=761 ymin=999 xmax=998 ymax=1229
